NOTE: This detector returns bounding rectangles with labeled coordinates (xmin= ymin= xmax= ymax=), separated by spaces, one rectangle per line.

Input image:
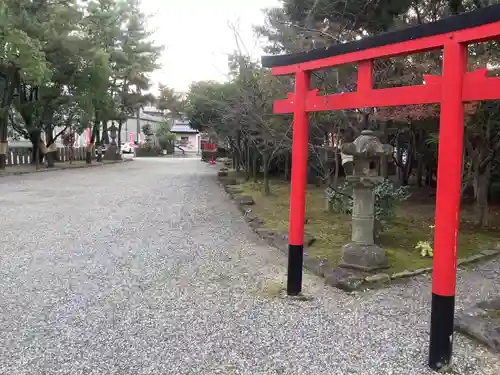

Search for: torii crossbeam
xmin=261 ymin=4 xmax=500 ymax=372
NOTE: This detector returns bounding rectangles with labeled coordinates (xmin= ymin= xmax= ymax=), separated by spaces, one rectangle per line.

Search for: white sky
xmin=141 ymin=0 xmax=281 ymax=94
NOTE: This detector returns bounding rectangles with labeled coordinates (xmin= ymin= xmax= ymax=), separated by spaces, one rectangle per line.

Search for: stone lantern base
xmin=103 ymin=145 xmax=122 ymax=161
xmin=340 ymin=242 xmax=389 ymax=271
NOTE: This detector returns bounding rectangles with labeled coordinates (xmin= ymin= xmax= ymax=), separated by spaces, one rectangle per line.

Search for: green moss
xmin=233 ymin=177 xmax=500 ymax=274
xmin=487 ymin=309 xmax=500 ymax=320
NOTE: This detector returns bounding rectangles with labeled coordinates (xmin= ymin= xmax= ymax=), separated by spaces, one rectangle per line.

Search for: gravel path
xmin=0 ymin=157 xmax=499 ymax=375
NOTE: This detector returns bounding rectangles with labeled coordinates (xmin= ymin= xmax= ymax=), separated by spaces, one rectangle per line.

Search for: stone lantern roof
xmin=340 ymin=130 xmax=393 ymax=159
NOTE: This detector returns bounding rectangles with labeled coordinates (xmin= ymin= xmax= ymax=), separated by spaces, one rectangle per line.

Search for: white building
xmin=8 ymin=106 xmax=167 ymax=148
xmin=170 ymin=121 xmax=200 ymax=154
xmin=119 ymin=107 xmax=165 ymax=144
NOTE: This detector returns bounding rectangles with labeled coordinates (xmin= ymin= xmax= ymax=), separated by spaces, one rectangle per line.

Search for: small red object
xmin=202 ymin=142 xmax=217 ymax=165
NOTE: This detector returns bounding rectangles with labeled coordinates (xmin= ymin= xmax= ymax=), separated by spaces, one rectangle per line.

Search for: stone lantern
xmin=103 ymin=122 xmax=122 ymax=161
xmin=339 ymin=129 xmax=393 ymax=271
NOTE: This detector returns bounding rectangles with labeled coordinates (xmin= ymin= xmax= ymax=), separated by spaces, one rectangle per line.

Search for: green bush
xmin=326 ymin=179 xmax=411 ymax=235
xmin=158 ymin=133 xmax=176 ymax=153
xmin=135 ymin=145 xmax=162 ymax=157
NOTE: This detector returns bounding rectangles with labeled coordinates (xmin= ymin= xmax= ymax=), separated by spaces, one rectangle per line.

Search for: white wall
xmin=118 ymin=118 xmax=163 ymax=144
xmin=174 ymin=133 xmax=199 ymax=153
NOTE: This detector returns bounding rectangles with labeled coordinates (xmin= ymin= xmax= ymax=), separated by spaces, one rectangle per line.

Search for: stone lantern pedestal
xmin=339 ymin=130 xmax=393 ymax=271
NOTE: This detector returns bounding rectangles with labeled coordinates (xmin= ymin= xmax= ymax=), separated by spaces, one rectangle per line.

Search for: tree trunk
xmin=448 ymin=0 xmax=464 ymax=15
xmin=0 ymin=147 xmax=6 ymax=170
xmin=379 ymin=122 xmax=389 ymax=178
xmin=46 ymin=150 xmax=55 ymax=168
xmin=416 ymin=154 xmax=423 ymax=187
xmin=325 ymin=148 xmax=341 ymax=212
xmin=117 ymin=120 xmax=123 ymax=146
xmin=135 ymin=110 xmax=141 ymax=143
xmin=475 ymin=165 xmax=491 ymax=227
xmin=235 ymin=131 xmax=241 ymax=172
xmin=92 ymin=118 xmax=102 ymax=162
xmin=102 ymin=120 xmax=109 ymax=144
xmin=32 ymin=131 xmax=42 ymax=169
xmin=324 ymin=148 xmax=333 ymax=212
xmin=86 ymin=126 xmax=94 ymax=164
xmin=263 ymin=151 xmax=270 ymax=195
xmin=333 ymin=149 xmax=340 ymax=187
xmin=0 ymin=114 xmax=8 ymax=170
xmin=85 ymin=143 xmax=93 ymax=164
xmin=45 ymin=128 xmax=56 ymax=168
xmin=0 ymin=66 xmax=19 ymax=169
xmin=400 ymin=127 xmax=415 ymax=186
xmin=245 ymin=141 xmax=251 ymax=181
xmin=29 ymin=129 xmax=44 ymax=164
xmin=35 ymin=143 xmax=40 ymax=169
xmin=252 ymin=151 xmax=259 ymax=182
xmin=425 ymin=162 xmax=436 ymax=187
xmin=233 ymin=142 xmax=240 ymax=171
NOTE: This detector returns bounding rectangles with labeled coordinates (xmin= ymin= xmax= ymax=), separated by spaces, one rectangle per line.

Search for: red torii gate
xmin=261 ymin=5 xmax=500 ymax=372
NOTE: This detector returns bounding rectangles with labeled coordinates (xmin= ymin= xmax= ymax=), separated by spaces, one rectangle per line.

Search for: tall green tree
xmin=113 ymin=0 xmax=162 ymax=144
xmin=80 ymin=0 xmax=123 ymax=152
xmin=0 ymin=0 xmax=51 ymax=168
xmin=157 ymin=85 xmax=184 ymax=119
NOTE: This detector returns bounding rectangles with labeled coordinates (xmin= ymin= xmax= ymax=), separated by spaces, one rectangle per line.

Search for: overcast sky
xmin=141 ymin=0 xmax=281 ymax=94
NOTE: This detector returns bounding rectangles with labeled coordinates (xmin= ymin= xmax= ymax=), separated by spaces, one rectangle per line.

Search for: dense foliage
xmin=183 ymin=0 xmax=500 ymax=228
xmin=327 ymin=180 xmax=411 ymax=235
xmin=0 ymin=0 xmax=163 ymax=166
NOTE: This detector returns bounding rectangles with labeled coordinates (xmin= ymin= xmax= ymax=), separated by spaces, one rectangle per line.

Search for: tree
xmin=154 ymin=120 xmax=175 ymax=151
xmin=157 ymin=85 xmax=184 ymax=119
xmin=255 ymin=0 xmax=500 ymax=226
xmin=113 ymin=0 xmax=162 ymax=145
xmin=0 ymin=0 xmax=51 ymax=168
xmin=185 ymin=47 xmax=292 ymax=194
xmin=79 ymin=0 xmax=124 ymax=161
xmin=0 ymin=0 xmax=163 ymax=169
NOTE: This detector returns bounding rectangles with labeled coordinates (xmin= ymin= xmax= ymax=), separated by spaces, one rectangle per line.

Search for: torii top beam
xmin=261 ymin=4 xmax=500 ymax=75
xmin=261 ymin=5 xmax=500 ymax=113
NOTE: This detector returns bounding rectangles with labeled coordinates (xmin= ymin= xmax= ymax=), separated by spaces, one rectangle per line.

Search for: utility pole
xmin=136 ymin=108 xmax=140 ymax=144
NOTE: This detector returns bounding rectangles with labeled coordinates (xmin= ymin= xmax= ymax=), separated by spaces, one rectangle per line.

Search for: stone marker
xmin=339 ymin=129 xmax=393 ymax=271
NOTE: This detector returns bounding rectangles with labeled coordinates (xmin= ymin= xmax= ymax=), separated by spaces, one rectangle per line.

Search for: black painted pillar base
xmin=429 ymin=293 xmax=455 ymax=371
xmin=287 ymin=244 xmax=303 ymax=296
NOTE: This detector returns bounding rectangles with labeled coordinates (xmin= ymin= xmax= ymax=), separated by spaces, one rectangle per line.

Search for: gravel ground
xmin=0 ymin=157 xmax=499 ymax=375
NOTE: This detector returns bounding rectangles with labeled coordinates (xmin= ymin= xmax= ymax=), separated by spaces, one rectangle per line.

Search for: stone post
xmin=351 ymin=186 xmax=376 ymax=245
xmin=339 ymin=130 xmax=393 ymax=271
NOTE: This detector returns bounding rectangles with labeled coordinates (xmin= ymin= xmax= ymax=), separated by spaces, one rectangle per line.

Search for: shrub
xmin=415 ymin=225 xmax=435 ymax=257
xmin=139 ymin=142 xmax=156 ymax=151
xmin=135 ymin=143 xmax=162 ymax=157
xmin=326 ymin=179 xmax=411 ymax=235
xmin=158 ymin=133 xmax=176 ymax=151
